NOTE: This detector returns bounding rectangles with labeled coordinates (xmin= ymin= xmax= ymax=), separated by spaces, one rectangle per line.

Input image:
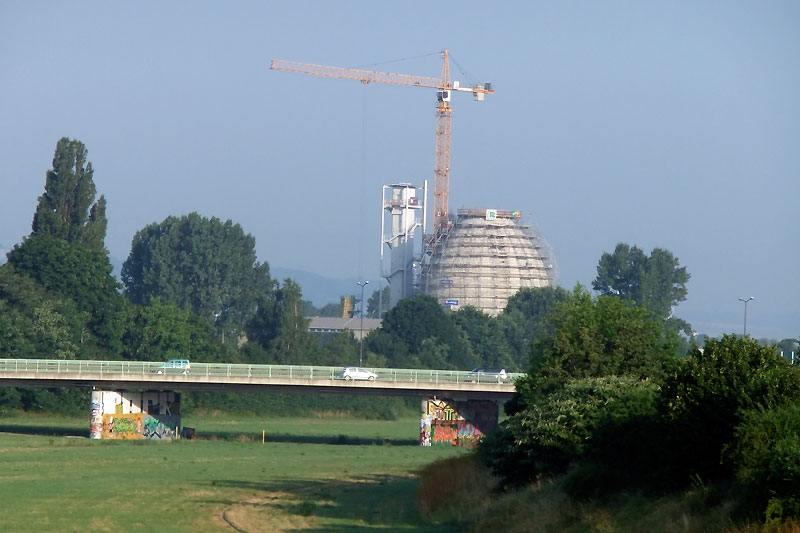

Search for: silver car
xmin=466 ymin=367 xmax=509 ymax=383
xmin=340 ymin=367 xmax=377 ymax=381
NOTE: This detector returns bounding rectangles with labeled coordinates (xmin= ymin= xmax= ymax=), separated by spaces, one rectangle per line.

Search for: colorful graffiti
xmin=101 ymin=413 xmax=180 ymax=440
xmin=91 ymin=390 xmax=182 ymax=440
xmin=420 ymin=398 xmax=498 ymax=447
xmin=103 ymin=413 xmax=143 ymax=440
xmin=142 ymin=416 xmax=180 ymax=440
xmin=420 ymin=417 xmax=431 ymax=446
xmin=90 ymin=392 xmax=103 ymax=440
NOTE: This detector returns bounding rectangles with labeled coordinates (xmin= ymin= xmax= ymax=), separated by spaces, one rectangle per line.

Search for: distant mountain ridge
xmin=104 ymin=258 xmax=362 ymax=308
xmin=271 ymin=266 xmax=363 ymax=307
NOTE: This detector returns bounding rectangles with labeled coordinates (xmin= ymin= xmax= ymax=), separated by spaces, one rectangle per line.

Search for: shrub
xmin=732 ymin=404 xmax=800 ymax=522
xmin=659 ymin=335 xmax=800 ymax=485
xmin=481 ymin=376 xmax=660 ymax=487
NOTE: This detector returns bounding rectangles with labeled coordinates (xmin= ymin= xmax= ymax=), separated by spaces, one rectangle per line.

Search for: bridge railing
xmin=0 ymin=358 xmax=524 ymax=385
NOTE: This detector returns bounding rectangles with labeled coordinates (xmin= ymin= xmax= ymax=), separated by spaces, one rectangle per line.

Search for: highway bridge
xmin=0 ymin=358 xmax=520 ymax=401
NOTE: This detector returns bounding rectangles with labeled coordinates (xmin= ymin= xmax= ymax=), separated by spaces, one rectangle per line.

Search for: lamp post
xmin=356 ymin=280 xmax=369 ymax=366
xmin=738 ymin=296 xmax=754 ymax=337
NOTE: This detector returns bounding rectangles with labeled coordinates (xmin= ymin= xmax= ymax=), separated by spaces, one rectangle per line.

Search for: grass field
xmin=0 ymin=413 xmax=465 ymax=532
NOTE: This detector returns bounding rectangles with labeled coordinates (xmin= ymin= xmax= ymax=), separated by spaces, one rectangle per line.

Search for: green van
xmin=154 ymin=359 xmax=191 ymax=375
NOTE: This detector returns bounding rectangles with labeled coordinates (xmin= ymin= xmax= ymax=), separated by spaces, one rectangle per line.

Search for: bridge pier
xmin=90 ymin=390 xmax=182 ymax=440
xmin=419 ymin=397 xmax=499 ymax=447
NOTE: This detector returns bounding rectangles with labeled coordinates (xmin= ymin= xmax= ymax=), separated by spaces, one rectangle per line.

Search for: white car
xmin=466 ymin=367 xmax=509 ymax=383
xmin=340 ymin=367 xmax=377 ymax=381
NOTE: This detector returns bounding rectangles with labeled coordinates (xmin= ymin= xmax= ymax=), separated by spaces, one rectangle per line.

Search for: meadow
xmin=0 ymin=413 xmax=464 ymax=532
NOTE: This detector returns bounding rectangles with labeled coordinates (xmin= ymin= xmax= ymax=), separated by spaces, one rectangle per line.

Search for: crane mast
xmin=270 ymin=50 xmax=493 ymax=237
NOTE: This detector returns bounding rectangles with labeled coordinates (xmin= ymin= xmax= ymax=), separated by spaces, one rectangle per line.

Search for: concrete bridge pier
xmin=419 ymin=397 xmax=499 ymax=446
xmin=90 ymin=390 xmax=182 ymax=440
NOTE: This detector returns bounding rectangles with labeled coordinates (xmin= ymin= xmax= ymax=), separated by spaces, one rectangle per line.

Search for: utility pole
xmin=356 ymin=280 xmax=369 ymax=366
xmin=738 ymin=296 xmax=754 ymax=336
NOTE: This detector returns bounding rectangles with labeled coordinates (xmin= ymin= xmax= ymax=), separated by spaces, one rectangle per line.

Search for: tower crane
xmin=270 ymin=50 xmax=493 ymax=237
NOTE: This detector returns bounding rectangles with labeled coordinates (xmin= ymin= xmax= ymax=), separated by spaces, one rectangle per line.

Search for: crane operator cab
xmin=437 ymin=89 xmax=451 ymax=102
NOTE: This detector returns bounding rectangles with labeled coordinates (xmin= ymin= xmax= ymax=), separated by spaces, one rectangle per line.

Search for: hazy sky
xmin=1 ymin=1 xmax=797 ymax=340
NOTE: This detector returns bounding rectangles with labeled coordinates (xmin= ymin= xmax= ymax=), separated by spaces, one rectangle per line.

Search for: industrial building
xmin=421 ymin=208 xmax=555 ymax=315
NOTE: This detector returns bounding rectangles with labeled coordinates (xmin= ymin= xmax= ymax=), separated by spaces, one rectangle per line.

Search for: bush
xmin=659 ymin=335 xmax=800 ymax=485
xmin=480 ymin=376 xmax=660 ymax=487
xmin=732 ymin=404 xmax=800 ymax=522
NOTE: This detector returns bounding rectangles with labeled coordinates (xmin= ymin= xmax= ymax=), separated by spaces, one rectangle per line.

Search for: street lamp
xmin=738 ymin=296 xmax=754 ymax=336
xmin=356 ymin=280 xmax=369 ymax=366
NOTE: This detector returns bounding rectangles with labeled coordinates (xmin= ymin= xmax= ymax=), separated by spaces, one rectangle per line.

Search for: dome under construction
xmin=421 ymin=209 xmax=555 ymax=316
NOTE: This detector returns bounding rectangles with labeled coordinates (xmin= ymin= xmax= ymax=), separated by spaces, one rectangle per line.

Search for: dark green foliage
xmin=122 ymin=212 xmax=274 ymax=343
xmin=521 ymin=286 xmax=678 ymax=398
xmin=17 ymin=387 xmax=87 ymax=415
xmin=5 ymin=236 xmax=124 ymax=354
xmin=318 ymin=331 xmax=359 ymax=366
xmin=0 ymin=137 xmax=122 ymax=359
xmin=499 ymin=286 xmax=570 ymax=369
xmin=593 ymin=243 xmax=690 ymax=323
xmin=481 ymin=376 xmax=661 ymax=487
xmin=371 ymin=295 xmax=475 ymax=370
xmin=31 ymin=137 xmax=108 ymax=252
xmin=451 ymin=306 xmax=513 ymax=370
xmin=660 ymin=335 xmax=800 ymax=484
xmin=363 ymin=328 xmax=411 ymax=367
xmin=481 ymin=286 xmax=680 ymax=488
xmin=732 ymin=404 xmax=800 ymax=521
xmin=245 ymin=279 xmax=321 ymax=364
xmin=182 ymin=390 xmax=417 ymax=420
xmin=121 ymin=298 xmax=219 ymax=362
xmin=366 ymin=286 xmax=390 ymax=318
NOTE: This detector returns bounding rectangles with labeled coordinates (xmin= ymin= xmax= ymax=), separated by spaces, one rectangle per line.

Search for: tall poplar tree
xmin=32 ymin=137 xmax=107 ymax=251
xmin=4 ymin=137 xmax=123 ymax=355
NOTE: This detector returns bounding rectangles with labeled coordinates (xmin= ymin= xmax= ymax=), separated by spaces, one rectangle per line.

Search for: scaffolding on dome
xmin=419 ymin=208 xmax=556 ymax=316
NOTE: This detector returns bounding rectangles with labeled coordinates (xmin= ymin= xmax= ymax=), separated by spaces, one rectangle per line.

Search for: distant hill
xmin=271 ymin=266 xmax=362 ymax=307
xmin=106 ymin=259 xmax=362 ymax=308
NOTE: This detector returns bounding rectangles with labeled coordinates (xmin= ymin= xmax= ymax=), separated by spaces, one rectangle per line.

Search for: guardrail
xmin=0 ymin=359 xmax=524 ymax=385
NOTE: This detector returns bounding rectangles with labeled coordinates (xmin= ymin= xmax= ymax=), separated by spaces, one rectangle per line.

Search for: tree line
xmin=2 ymin=137 xmax=798 ymax=523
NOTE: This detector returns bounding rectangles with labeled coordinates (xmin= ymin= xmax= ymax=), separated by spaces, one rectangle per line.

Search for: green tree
xmin=523 ymin=286 xmax=679 ymax=397
xmin=246 ymin=279 xmax=320 ymax=364
xmin=451 ymin=306 xmax=513 ymax=370
xmin=0 ymin=264 xmax=88 ymax=358
xmin=499 ymin=286 xmax=570 ymax=369
xmin=660 ymin=335 xmax=800 ymax=484
xmin=122 ymin=213 xmax=274 ymax=343
xmin=121 ymin=298 xmax=218 ymax=362
xmin=6 ymin=236 xmax=124 ymax=354
xmin=372 ymin=295 xmax=475 ymax=370
xmin=319 ymin=330 xmax=359 ymax=366
xmin=592 ymin=243 xmax=690 ymax=323
xmin=366 ymin=286 xmax=390 ymax=318
xmin=31 ymin=137 xmax=107 ymax=251
xmin=732 ymin=403 xmax=800 ymax=521
xmin=481 ymin=286 xmax=680 ymax=487
xmin=480 ymin=376 xmax=660 ymax=486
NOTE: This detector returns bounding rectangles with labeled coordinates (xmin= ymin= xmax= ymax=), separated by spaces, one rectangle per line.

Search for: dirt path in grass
xmin=220 ymin=478 xmax=371 ymax=533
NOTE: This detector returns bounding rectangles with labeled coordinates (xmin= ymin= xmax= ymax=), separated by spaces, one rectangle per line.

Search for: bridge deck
xmin=0 ymin=359 xmax=520 ymax=400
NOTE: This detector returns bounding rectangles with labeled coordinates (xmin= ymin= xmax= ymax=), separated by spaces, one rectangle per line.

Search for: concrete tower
xmin=381 ymin=183 xmax=427 ymax=308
